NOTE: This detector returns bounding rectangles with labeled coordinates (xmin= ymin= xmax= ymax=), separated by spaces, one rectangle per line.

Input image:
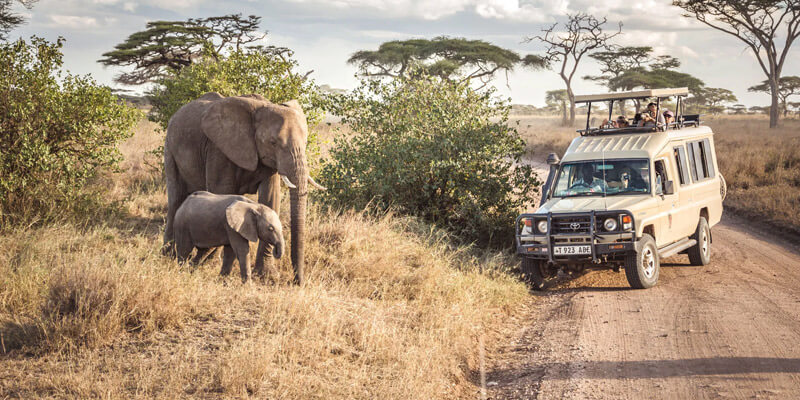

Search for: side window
xmin=654 ymin=159 xmax=668 ymax=194
xmin=687 ymin=139 xmax=715 ymax=181
xmin=687 ymin=141 xmax=699 ymax=182
xmin=673 ymin=146 xmax=690 ymax=185
xmin=700 ymin=138 xmax=715 ymax=178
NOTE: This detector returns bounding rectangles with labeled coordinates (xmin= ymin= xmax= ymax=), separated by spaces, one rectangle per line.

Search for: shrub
xmin=0 ymin=37 xmax=139 ymax=225
xmin=320 ymin=76 xmax=540 ymax=246
xmin=147 ymin=48 xmax=323 ymax=163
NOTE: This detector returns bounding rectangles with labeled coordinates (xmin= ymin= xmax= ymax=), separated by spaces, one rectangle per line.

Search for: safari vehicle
xmin=516 ymin=88 xmax=726 ymax=289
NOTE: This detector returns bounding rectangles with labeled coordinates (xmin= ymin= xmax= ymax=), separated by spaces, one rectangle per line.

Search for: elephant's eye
xmin=269 ymin=226 xmax=274 ymax=231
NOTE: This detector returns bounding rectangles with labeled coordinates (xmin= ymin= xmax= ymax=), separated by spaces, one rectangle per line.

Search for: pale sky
xmin=7 ymin=0 xmax=800 ymax=107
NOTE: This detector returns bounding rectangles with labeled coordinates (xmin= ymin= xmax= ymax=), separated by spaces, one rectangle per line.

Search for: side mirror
xmin=546 ymin=153 xmax=560 ymax=165
xmin=664 ymin=180 xmax=675 ymax=195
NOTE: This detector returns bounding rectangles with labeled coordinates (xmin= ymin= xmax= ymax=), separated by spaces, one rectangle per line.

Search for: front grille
xmin=551 ymin=216 xmax=591 ymax=234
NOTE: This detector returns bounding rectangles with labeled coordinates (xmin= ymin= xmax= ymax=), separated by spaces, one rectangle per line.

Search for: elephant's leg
xmin=164 ymin=150 xmax=188 ymax=256
xmin=191 ymin=247 xmax=212 ymax=266
xmin=230 ymin=236 xmax=252 ymax=283
xmin=220 ymin=245 xmax=235 ymax=276
xmin=255 ymin=173 xmax=281 ymax=279
xmin=192 ymin=246 xmax=220 ymax=265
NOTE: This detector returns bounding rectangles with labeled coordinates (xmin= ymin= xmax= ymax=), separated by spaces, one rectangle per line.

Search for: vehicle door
xmin=671 ymin=144 xmax=696 ymax=239
xmin=653 ymin=157 xmax=679 ymax=246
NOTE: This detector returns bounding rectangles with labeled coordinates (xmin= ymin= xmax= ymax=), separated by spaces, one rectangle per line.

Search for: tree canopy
xmin=584 ymin=46 xmax=652 ymax=87
xmin=99 ymin=14 xmax=266 ymax=85
xmin=688 ymin=87 xmax=738 ymax=114
xmin=348 ymin=36 xmax=544 ymax=88
xmin=0 ymin=0 xmax=36 ymax=40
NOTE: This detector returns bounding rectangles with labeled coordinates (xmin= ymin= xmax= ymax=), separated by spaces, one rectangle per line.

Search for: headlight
xmin=537 ymin=220 xmax=549 ymax=234
xmin=603 ymin=217 xmax=618 ymax=231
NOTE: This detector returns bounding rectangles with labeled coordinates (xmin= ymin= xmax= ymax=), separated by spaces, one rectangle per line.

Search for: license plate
xmin=553 ymin=245 xmax=591 ymax=255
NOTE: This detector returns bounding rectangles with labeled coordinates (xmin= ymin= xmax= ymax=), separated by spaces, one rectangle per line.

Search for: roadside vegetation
xmin=321 ymin=76 xmax=540 ymax=247
xmin=0 ymin=117 xmax=528 ymax=398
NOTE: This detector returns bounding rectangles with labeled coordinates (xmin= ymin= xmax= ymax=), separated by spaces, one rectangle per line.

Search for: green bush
xmin=0 ymin=37 xmax=139 ymax=225
xmin=320 ymin=76 xmax=540 ymax=246
xmin=147 ymin=48 xmax=323 ymax=160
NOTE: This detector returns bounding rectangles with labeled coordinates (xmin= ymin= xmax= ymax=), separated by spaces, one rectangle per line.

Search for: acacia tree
xmin=584 ymin=46 xmax=652 ymax=114
xmin=545 ymin=89 xmax=569 ymax=125
xmin=685 ymin=87 xmax=738 ymax=114
xmin=789 ymin=101 xmax=800 ymax=116
xmin=525 ymin=13 xmax=622 ymax=126
xmin=673 ymin=0 xmax=800 ymax=128
xmin=348 ymin=36 xmax=546 ymax=89
xmin=99 ymin=14 xmax=266 ymax=85
xmin=0 ymin=0 xmax=36 ymax=40
xmin=748 ymin=76 xmax=800 ymax=116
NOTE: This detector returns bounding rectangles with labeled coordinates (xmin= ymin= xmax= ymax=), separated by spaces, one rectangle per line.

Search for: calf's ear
xmin=225 ymin=201 xmax=259 ymax=242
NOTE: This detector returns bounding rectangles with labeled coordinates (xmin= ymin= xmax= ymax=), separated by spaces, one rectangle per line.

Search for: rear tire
xmin=719 ymin=174 xmax=727 ymax=201
xmin=521 ymin=258 xmax=547 ymax=291
xmin=688 ymin=217 xmax=711 ymax=266
xmin=625 ymin=234 xmax=659 ymax=289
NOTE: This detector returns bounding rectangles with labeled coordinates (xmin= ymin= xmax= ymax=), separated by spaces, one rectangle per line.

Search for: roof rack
xmin=575 ymin=88 xmax=689 ymax=103
xmin=575 ymin=87 xmax=697 ymax=136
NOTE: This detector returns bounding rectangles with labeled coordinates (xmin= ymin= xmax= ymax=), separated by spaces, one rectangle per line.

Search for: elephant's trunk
xmin=273 ymin=238 xmax=284 ymax=259
xmin=288 ymin=152 xmax=308 ymax=285
xmin=290 ymin=189 xmax=306 ymax=284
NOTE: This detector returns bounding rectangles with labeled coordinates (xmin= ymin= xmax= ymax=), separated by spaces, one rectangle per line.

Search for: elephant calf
xmin=174 ymin=191 xmax=284 ymax=282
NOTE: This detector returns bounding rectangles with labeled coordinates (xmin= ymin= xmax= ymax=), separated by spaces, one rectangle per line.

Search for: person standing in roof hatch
xmin=642 ymin=102 xmax=665 ymax=128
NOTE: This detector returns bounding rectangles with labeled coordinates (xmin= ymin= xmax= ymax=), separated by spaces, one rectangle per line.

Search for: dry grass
xmin=704 ymin=115 xmax=800 ymax=234
xmin=517 ymin=114 xmax=800 ymax=234
xmin=0 ymin=118 xmax=528 ymax=399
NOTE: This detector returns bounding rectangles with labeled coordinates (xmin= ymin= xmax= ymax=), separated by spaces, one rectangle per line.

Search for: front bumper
xmin=515 ymin=210 xmax=636 ymax=263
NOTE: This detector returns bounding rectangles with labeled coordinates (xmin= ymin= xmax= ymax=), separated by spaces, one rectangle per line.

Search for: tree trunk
xmin=769 ymin=77 xmax=780 ymax=128
xmin=561 ymin=102 xmax=568 ymax=126
xmin=567 ymin=86 xmax=576 ymax=127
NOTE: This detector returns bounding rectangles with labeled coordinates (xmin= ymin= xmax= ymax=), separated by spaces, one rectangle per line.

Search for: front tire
xmin=688 ymin=217 xmax=711 ymax=266
xmin=521 ymin=258 xmax=547 ymax=291
xmin=625 ymin=234 xmax=660 ymax=289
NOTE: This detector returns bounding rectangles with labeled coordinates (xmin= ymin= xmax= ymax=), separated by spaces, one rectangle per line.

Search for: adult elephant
xmin=163 ymin=92 xmax=324 ymax=284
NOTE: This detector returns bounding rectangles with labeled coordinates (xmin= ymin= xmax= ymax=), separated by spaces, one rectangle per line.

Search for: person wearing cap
xmin=616 ymin=115 xmax=629 ymax=128
xmin=663 ymin=109 xmax=675 ymax=126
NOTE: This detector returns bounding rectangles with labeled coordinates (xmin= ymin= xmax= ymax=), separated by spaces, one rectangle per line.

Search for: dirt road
xmin=487 ymin=216 xmax=800 ymax=399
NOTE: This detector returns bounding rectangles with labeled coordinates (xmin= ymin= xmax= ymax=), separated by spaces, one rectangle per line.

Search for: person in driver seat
xmin=571 ymin=164 xmax=605 ymax=193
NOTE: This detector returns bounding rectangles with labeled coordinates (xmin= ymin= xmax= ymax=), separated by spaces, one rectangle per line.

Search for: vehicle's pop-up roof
xmin=575 ymin=87 xmax=697 ymax=136
xmin=574 ymin=88 xmax=689 ymax=103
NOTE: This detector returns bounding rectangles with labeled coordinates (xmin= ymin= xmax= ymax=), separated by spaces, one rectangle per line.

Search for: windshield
xmin=552 ymin=159 xmax=650 ymax=197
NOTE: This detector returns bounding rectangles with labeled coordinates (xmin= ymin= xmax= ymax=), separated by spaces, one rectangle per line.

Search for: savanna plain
xmin=1 ymin=114 xmax=799 ymax=399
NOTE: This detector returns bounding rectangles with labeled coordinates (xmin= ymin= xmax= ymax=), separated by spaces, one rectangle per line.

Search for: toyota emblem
xmin=570 ymin=222 xmax=581 ymax=230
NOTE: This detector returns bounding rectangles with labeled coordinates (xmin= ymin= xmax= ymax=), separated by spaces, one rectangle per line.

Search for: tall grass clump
xmin=320 ymin=76 xmax=540 ymax=246
xmin=0 ymin=225 xmax=212 ymax=353
xmin=0 ymin=37 xmax=139 ymax=226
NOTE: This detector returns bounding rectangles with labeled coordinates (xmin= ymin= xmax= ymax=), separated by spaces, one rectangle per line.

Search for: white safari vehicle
xmin=516 ymin=88 xmax=725 ymax=289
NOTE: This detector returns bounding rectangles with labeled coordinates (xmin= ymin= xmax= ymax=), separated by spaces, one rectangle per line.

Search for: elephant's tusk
xmin=281 ymin=175 xmax=297 ymax=189
xmin=308 ymin=176 xmax=327 ymax=191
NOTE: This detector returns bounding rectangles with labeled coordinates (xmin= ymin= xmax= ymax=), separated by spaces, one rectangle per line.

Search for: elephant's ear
xmin=226 ymin=201 xmax=259 ymax=242
xmin=201 ymin=97 xmax=259 ymax=172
